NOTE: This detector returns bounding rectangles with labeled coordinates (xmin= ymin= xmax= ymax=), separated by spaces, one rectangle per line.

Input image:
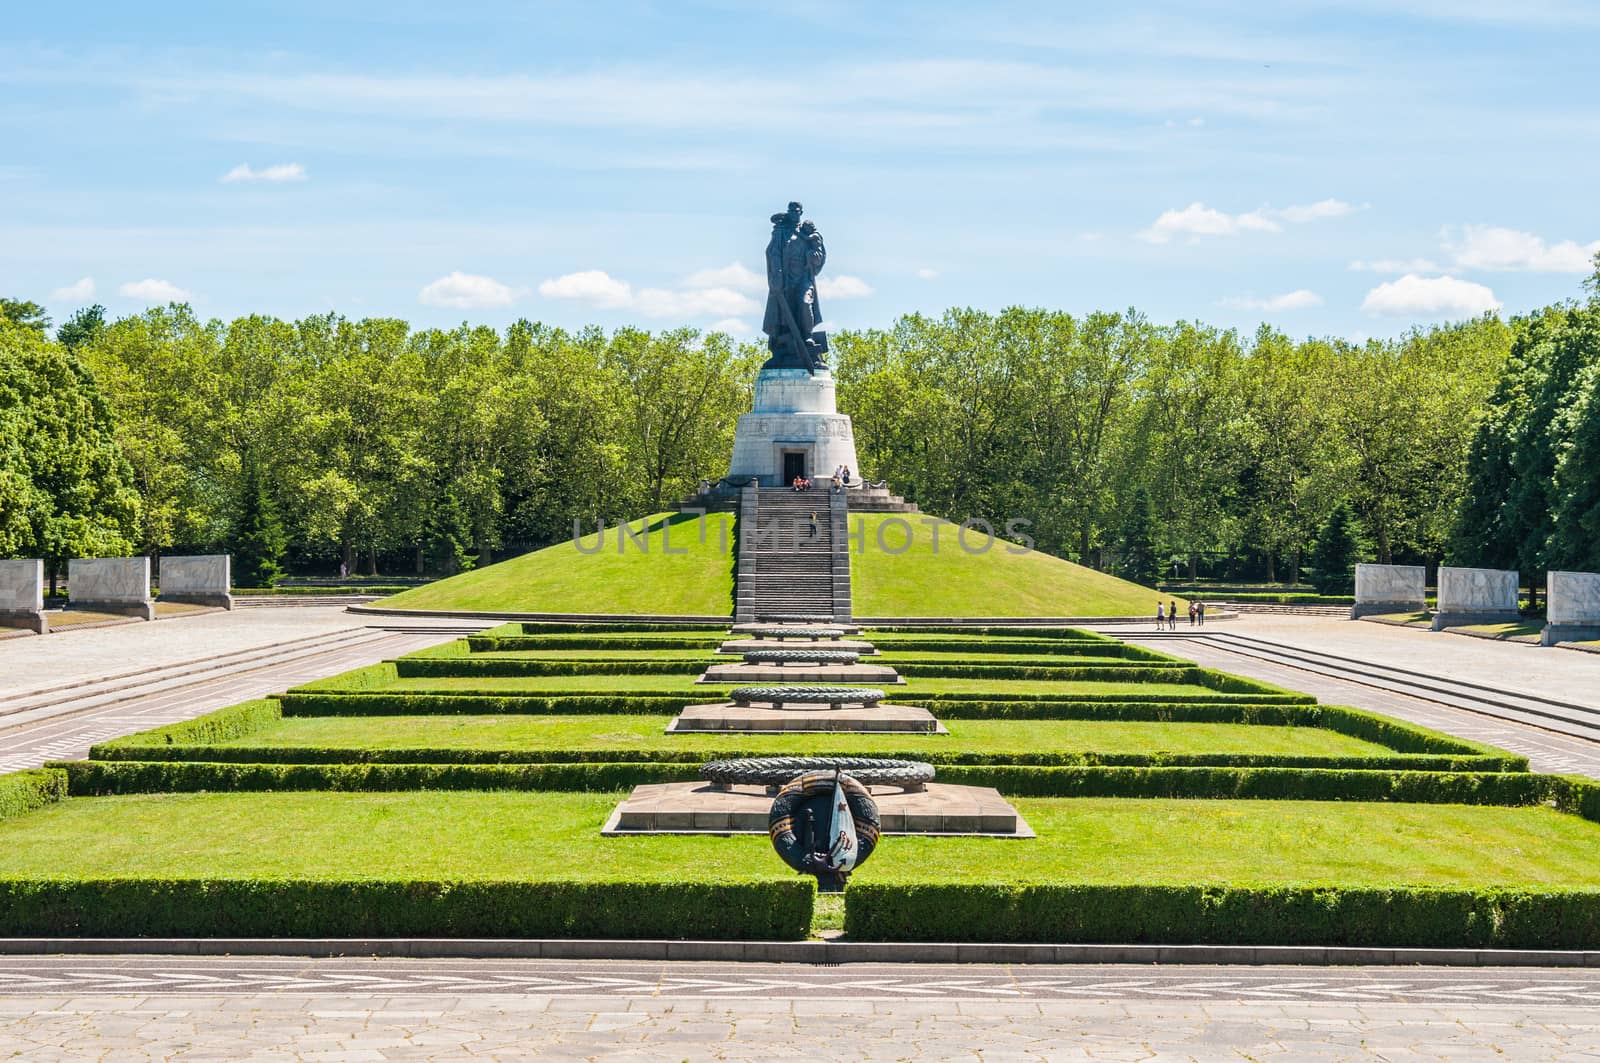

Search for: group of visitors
xmin=1154 ymin=600 xmax=1206 ymax=629
xmin=790 ymin=475 xmax=813 ymax=491
xmin=830 ymin=464 xmax=853 ymax=492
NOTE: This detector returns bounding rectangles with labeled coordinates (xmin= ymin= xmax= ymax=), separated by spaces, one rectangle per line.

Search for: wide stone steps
xmin=735 ymin=487 xmax=849 ymax=624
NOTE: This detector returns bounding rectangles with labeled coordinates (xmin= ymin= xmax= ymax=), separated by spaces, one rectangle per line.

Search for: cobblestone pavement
xmin=3 ymin=987 xmax=1599 ymax=1060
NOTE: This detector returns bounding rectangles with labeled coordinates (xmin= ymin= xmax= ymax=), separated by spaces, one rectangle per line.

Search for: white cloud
xmin=540 ymin=269 xmax=758 ymax=318
xmin=1445 ymin=225 xmax=1600 ymax=273
xmin=1348 ymin=257 xmax=1444 ymax=274
xmin=705 ymin=318 xmax=753 ymax=337
xmin=1361 ymin=274 xmax=1501 ymax=318
xmin=817 ymin=274 xmax=874 ymax=299
xmin=118 ymin=278 xmax=193 ymax=302
xmin=50 ymin=276 xmax=95 ymax=301
xmin=418 ymin=271 xmax=518 ymax=309
xmin=1138 ymin=199 xmax=1358 ymax=244
xmin=682 ymin=262 xmax=764 ymax=292
xmin=538 ymin=269 xmax=633 ymax=308
xmin=634 ymin=286 xmax=757 ymax=317
xmin=1220 ymin=289 xmax=1324 ymax=311
xmin=916 ymin=268 xmax=940 ymax=280
xmin=221 ymin=162 xmax=307 ymax=183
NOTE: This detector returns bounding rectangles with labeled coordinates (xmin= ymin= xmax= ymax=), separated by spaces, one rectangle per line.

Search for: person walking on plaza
xmin=1168 ymin=600 xmax=1179 ymax=631
xmin=1188 ymin=601 xmax=1197 ymax=627
xmin=1156 ymin=602 xmax=1165 ymax=629
xmin=1197 ymin=600 xmax=1206 ymax=626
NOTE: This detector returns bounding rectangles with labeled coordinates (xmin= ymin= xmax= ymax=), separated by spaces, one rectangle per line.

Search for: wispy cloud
xmin=1348 ymin=257 xmax=1445 ymax=274
xmin=1361 ymin=274 xmax=1501 ymax=317
xmin=539 ymin=269 xmax=759 ymax=319
xmin=1220 ymin=289 xmax=1323 ymax=311
xmin=418 ymin=271 xmax=518 ymax=309
xmin=118 ymin=278 xmax=192 ymax=302
xmin=221 ymin=162 xmax=307 ymax=183
xmin=1444 ymin=225 xmax=1600 ymax=272
xmin=1137 ymin=199 xmax=1358 ymax=244
xmin=817 ymin=275 xmax=874 ymax=299
xmin=682 ymin=262 xmax=764 ymax=292
xmin=50 ymin=276 xmax=95 ymax=301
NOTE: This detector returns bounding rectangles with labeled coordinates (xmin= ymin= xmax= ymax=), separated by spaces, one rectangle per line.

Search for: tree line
xmin=2 ymin=260 xmax=1596 ymax=590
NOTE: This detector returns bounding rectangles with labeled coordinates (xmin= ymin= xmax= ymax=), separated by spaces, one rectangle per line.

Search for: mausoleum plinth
xmin=727 ymin=367 xmax=860 ymax=487
xmin=602 ymin=782 xmax=1031 ymax=836
xmin=666 ymin=700 xmax=945 ymax=733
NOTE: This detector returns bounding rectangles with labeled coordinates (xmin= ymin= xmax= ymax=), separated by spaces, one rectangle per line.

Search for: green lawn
xmin=189 ymin=714 xmax=1399 ymax=758
xmin=1450 ymin=620 xmax=1545 ymax=641
xmin=3 ymin=792 xmax=1597 ymax=890
xmin=378 ymin=512 xmax=735 ymax=615
xmin=852 ymin=514 xmax=1171 ymax=618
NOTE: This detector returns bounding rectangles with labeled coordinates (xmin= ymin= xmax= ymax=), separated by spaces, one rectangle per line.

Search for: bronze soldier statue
xmin=762 ymin=201 xmax=828 ymax=374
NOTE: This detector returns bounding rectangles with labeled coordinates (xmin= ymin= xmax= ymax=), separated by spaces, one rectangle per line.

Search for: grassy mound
xmin=379 ymin=513 xmax=734 ymax=615
xmin=851 ymin=514 xmax=1171 ymax=617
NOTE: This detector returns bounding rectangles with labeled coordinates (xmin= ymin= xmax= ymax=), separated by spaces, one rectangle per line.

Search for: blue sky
xmin=4 ymin=0 xmax=1599 ymax=340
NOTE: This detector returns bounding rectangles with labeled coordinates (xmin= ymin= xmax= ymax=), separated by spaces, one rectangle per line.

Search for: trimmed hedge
xmin=289 ymin=662 xmax=399 ymax=693
xmin=86 ymin=743 xmax=1523 ymax=773
xmin=933 ymin=766 xmax=1548 ymax=802
xmin=894 ymin=664 xmax=1208 ymax=682
xmin=0 ymin=878 xmax=813 ymax=940
xmin=470 ymin=636 xmax=725 ymax=652
xmin=867 ymin=638 xmax=1174 ymax=661
xmin=58 ymin=760 xmax=1544 ymax=803
xmin=395 ymin=658 xmax=707 ymax=678
xmin=102 ymin=699 xmax=283 ymax=750
xmin=278 ymin=693 xmax=698 ymax=716
xmin=59 ymin=759 xmax=699 ymax=795
xmin=843 ymin=882 xmax=1600 ymax=946
xmin=867 ymin=625 xmax=1110 ymax=641
xmin=0 ymin=769 xmax=67 ymax=821
xmin=517 ymin=622 xmax=730 ymax=634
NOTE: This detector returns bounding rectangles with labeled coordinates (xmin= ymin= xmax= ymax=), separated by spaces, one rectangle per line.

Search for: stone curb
xmin=1 ymin=939 xmax=1597 ymax=967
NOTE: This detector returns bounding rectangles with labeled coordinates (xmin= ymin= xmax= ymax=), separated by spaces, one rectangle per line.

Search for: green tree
xmin=232 ymin=460 xmax=285 ymax=588
xmin=1309 ymin=502 xmax=1365 ymax=595
xmin=1116 ymin=486 xmax=1158 ymax=586
xmin=0 ymin=299 xmax=49 ymax=334
xmin=0 ymin=320 xmax=140 ymax=587
xmin=57 ymin=305 xmax=107 ymax=352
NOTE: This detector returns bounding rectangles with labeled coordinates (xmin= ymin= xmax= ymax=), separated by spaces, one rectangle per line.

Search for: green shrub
xmin=1548 ymin=775 xmax=1600 ymax=824
xmin=933 ymin=766 xmax=1547 ymax=802
xmin=94 ymin=700 xmax=282 ymax=751
xmin=469 ymin=636 xmax=724 ymax=652
xmin=0 ymin=769 xmax=67 ymax=821
xmin=517 ymin=622 xmax=729 ymax=634
xmin=843 ymin=882 xmax=1600 ymax=946
xmin=59 ymin=760 xmax=699 ymax=795
xmin=278 ymin=693 xmax=697 ymax=716
xmin=395 ymin=658 xmax=706 ymax=678
xmin=0 ymin=878 xmax=812 ymax=940
xmin=895 ymin=664 xmax=1205 ymax=682
xmin=867 ymin=626 xmax=1109 ymax=640
xmin=288 ymin=662 xmax=399 ymax=692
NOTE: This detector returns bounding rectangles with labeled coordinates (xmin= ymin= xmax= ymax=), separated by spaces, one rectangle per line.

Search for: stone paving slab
xmin=602 ymin=781 xmax=1029 ymax=836
xmin=0 ymin=990 xmax=1596 ymax=1061
xmin=666 ymin=701 xmax=944 ymax=733
xmin=699 ymin=662 xmax=902 ymax=683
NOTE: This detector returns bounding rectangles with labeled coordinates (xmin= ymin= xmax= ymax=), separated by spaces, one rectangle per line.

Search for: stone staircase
xmin=735 ymin=486 xmax=851 ymax=624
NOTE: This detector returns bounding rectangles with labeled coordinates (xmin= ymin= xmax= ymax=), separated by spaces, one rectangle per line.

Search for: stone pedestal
xmin=603 ymin=781 xmax=1032 ymax=836
xmin=1543 ymin=570 xmax=1600 ymax=645
xmin=159 ymin=554 xmax=235 ymax=610
xmin=0 ymin=559 xmax=48 ymax=634
xmin=699 ymin=662 xmax=902 ymax=684
xmin=1432 ymin=565 xmax=1519 ymax=630
xmin=68 ymin=557 xmax=155 ymax=620
xmin=1352 ymin=563 xmax=1426 ymax=619
xmin=727 ymin=367 xmax=860 ymax=486
xmin=667 ymin=701 xmax=944 ymax=733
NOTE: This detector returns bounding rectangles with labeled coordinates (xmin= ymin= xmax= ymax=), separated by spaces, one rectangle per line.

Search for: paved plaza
xmin=3 ymin=959 xmax=1600 ymax=1060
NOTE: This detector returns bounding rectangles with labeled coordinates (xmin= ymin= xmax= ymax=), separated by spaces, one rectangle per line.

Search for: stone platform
xmin=718 ymin=638 xmax=878 ymax=655
xmin=666 ymin=701 xmax=945 ymax=733
xmin=602 ymin=781 xmax=1031 ymax=836
xmin=731 ymin=622 xmax=863 ymax=636
xmin=700 ymin=662 xmax=901 ymax=684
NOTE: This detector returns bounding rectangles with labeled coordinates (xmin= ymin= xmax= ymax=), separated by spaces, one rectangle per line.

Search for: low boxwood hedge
xmin=277 ymin=693 xmax=698 ymax=716
xmin=57 ymin=760 xmax=1544 ymax=803
xmin=866 ymin=638 xmax=1174 ymax=662
xmin=58 ymin=759 xmax=700 ymax=795
xmin=867 ymin=626 xmax=1110 ymax=641
xmin=0 ymin=878 xmax=812 ymax=940
xmin=396 ymin=658 xmax=708 ymax=678
xmin=516 ymin=622 xmax=730 ymax=634
xmin=0 ymin=768 xmax=67 ymax=821
xmin=843 ymin=882 xmax=1600 ymax=947
xmin=469 ymin=636 xmax=725 ymax=652
xmin=894 ymin=664 xmax=1207 ymax=682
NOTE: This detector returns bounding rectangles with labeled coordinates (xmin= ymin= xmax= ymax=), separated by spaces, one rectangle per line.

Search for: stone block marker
xmin=159 ymin=554 xmax=234 ymax=609
xmin=1352 ymin=563 xmax=1427 ymax=619
xmin=1543 ymin=570 xmax=1600 ymax=646
xmin=68 ymin=556 xmax=155 ymax=620
xmin=0 ymin=558 xmax=48 ymax=634
xmin=1431 ymin=565 xmax=1519 ymax=631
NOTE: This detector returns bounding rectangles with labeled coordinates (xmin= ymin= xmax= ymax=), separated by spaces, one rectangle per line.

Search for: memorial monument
xmin=725 ymin=202 xmax=862 ymax=488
